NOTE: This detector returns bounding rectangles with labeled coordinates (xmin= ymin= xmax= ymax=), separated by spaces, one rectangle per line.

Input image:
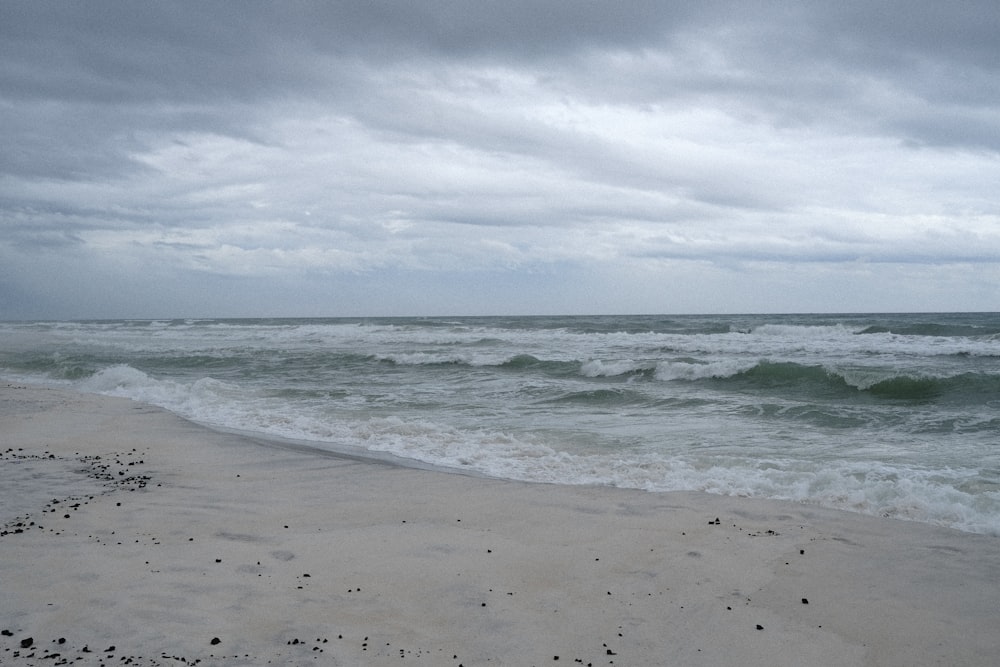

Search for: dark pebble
xmin=756 ymin=624 xmax=764 ymax=630
xmin=20 ymin=637 xmax=33 ymax=649
xmin=801 ymin=598 xmax=809 ymax=604
xmin=211 ymin=637 xmax=221 ymax=645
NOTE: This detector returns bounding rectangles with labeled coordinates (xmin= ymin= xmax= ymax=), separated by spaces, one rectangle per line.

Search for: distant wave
xmin=750 ymin=323 xmax=859 ymax=337
xmin=856 ymin=323 xmax=1000 ymax=337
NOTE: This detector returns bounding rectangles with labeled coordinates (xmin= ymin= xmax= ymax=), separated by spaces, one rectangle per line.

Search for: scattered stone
xmin=211 ymin=637 xmax=221 ymax=645
xmin=802 ymin=598 xmax=809 ymax=604
xmin=756 ymin=624 xmax=764 ymax=630
xmin=20 ymin=637 xmax=33 ymax=648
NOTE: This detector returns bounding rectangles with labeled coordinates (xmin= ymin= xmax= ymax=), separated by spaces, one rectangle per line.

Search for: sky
xmin=2 ymin=1 xmax=999 ymax=319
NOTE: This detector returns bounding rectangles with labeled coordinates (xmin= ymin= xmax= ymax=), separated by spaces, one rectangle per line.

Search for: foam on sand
xmin=2 ymin=384 xmax=998 ymax=666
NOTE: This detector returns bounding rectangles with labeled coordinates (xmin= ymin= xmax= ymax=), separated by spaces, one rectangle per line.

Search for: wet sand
xmin=2 ymin=384 xmax=998 ymax=666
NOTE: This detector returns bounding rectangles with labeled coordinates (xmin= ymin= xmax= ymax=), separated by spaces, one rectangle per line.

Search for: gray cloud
xmin=1 ymin=1 xmax=999 ymax=318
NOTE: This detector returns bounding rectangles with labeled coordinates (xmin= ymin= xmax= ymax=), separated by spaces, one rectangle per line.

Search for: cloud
xmin=1 ymin=1 xmax=999 ymax=318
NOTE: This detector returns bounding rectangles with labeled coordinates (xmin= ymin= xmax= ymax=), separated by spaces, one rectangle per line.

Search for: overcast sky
xmin=2 ymin=1 xmax=999 ymax=319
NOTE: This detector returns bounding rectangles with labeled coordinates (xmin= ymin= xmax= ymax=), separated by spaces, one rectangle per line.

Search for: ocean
xmin=2 ymin=313 xmax=998 ymax=535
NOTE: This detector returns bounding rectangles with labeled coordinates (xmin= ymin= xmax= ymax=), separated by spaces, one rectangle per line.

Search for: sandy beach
xmin=2 ymin=384 xmax=998 ymax=666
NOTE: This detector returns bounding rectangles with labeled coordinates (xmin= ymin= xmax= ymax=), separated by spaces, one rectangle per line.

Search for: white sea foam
xmin=580 ymin=359 xmax=651 ymax=377
xmin=653 ymin=359 xmax=753 ymax=381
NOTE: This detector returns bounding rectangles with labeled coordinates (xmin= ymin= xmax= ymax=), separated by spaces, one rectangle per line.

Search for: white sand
xmin=2 ymin=384 xmax=998 ymax=666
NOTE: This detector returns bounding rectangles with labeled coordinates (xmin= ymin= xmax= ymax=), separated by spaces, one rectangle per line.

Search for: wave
xmin=3 ymin=353 xmax=102 ymax=381
xmin=496 ymin=354 xmax=580 ymax=378
xmin=373 ymin=351 xmax=595 ymax=380
xmin=542 ymin=388 xmax=648 ymax=406
xmin=76 ymin=364 xmax=242 ymax=410
xmin=654 ymin=359 xmax=755 ymax=381
xmin=864 ymin=376 xmax=941 ymax=400
xmin=857 ymin=323 xmax=1000 ymax=338
xmin=750 ymin=323 xmax=859 ymax=337
xmin=500 ymin=353 xmax=543 ymax=369
xmin=656 ymin=359 xmax=1000 ymax=403
xmin=562 ymin=316 xmax=734 ymax=335
xmin=46 ymin=355 xmax=999 ymax=408
xmin=842 ymin=369 xmax=1000 ymax=402
xmin=579 ymin=358 xmax=656 ymax=378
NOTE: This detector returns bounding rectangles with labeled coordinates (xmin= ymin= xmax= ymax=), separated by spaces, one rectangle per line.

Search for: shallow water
xmin=2 ymin=313 xmax=998 ymax=534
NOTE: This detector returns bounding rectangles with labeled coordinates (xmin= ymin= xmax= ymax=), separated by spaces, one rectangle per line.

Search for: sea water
xmin=1 ymin=313 xmax=998 ymax=535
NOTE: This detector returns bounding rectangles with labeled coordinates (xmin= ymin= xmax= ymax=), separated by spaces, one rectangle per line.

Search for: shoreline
xmin=2 ymin=384 xmax=999 ymax=666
